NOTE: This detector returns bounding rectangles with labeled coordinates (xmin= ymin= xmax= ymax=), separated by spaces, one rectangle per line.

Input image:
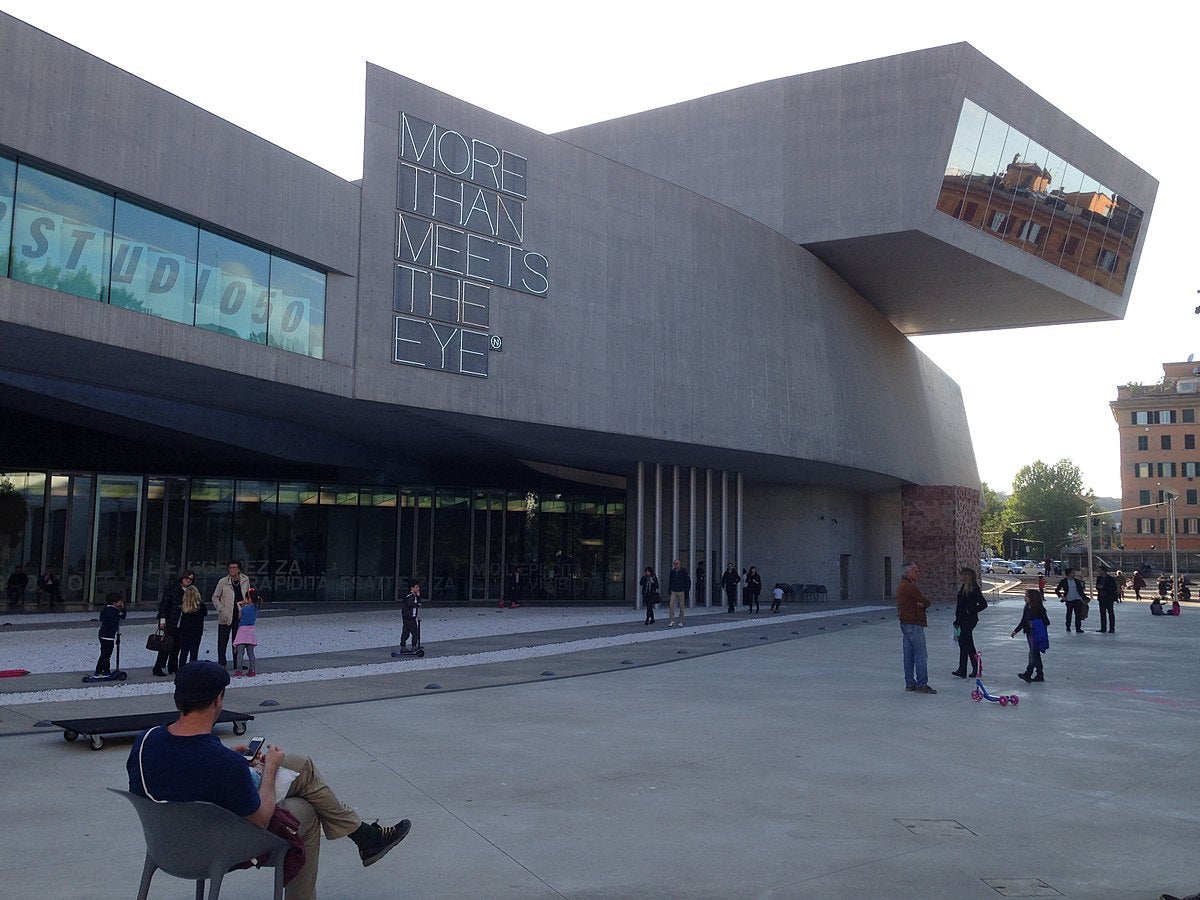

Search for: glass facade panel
xmin=187 ymin=478 xmax=234 ymax=584
xmin=273 ymin=483 xmax=323 ymax=602
xmin=357 ymin=491 xmax=397 ymax=602
xmin=431 ymin=490 xmax=471 ymax=602
xmin=3 ymin=473 xmax=626 ymax=605
xmin=11 ymin=164 xmax=113 ymax=301
xmin=196 ymin=231 xmax=271 ymax=343
xmin=268 ymin=256 xmax=325 ymax=358
xmin=111 ymin=199 xmax=199 ymax=324
xmin=0 ymin=154 xmax=15 ymax=277
xmin=938 ymin=99 xmax=1144 ymax=296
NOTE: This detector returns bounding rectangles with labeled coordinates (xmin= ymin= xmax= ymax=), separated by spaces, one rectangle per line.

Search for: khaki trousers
xmin=277 ymin=753 xmax=363 ymax=900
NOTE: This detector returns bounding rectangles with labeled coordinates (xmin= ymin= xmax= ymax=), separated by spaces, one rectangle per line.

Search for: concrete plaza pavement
xmin=1 ymin=591 xmax=1196 ymax=899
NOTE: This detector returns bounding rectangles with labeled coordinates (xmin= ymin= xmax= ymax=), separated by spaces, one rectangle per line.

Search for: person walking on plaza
xmin=721 ymin=563 xmax=740 ymax=613
xmin=175 ymin=583 xmax=207 ymax=666
xmin=743 ymin=565 xmax=762 ymax=612
xmin=1115 ymin=569 xmax=1127 ymax=602
xmin=1131 ymin=569 xmax=1146 ymax=600
xmin=1055 ymin=567 xmax=1089 ymax=633
xmin=667 ymin=559 xmax=690 ymax=627
xmin=153 ymin=569 xmax=193 ymax=677
xmin=1095 ymin=564 xmax=1118 ymax=633
xmin=1011 ymin=588 xmax=1050 ymax=683
xmin=695 ymin=562 xmax=706 ymax=607
xmin=639 ymin=567 xmax=659 ymax=625
xmin=770 ymin=583 xmax=785 ymax=613
xmin=128 ymin=661 xmax=412 ymax=900
xmin=896 ymin=561 xmax=936 ymax=694
xmin=212 ymin=560 xmax=250 ymax=668
xmin=232 ymin=587 xmax=261 ymax=676
xmin=952 ymin=566 xmax=988 ymax=678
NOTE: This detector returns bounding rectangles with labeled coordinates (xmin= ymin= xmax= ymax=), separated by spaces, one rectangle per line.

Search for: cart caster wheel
xmin=117 ymin=672 xmax=128 ymax=681
xmin=90 ymin=734 xmax=104 ymax=751
xmin=1008 ymin=696 xmax=1019 ymax=706
xmin=63 ymin=730 xmax=78 ymax=742
xmin=971 ymin=690 xmax=983 ymax=702
xmin=232 ymin=721 xmax=247 ymax=736
xmin=998 ymin=696 xmax=1008 ymax=706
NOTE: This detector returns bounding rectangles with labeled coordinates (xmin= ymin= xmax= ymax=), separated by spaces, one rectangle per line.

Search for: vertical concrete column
xmin=705 ymin=469 xmax=713 ymax=607
xmin=736 ymin=471 xmax=744 ymax=577
xmin=654 ymin=464 xmax=663 ymax=586
xmin=901 ymin=485 xmax=982 ymax=604
xmin=721 ymin=471 xmax=729 ymax=583
xmin=635 ymin=461 xmax=645 ymax=608
xmin=672 ymin=465 xmax=680 ymax=562
xmin=688 ymin=467 xmax=697 ymax=608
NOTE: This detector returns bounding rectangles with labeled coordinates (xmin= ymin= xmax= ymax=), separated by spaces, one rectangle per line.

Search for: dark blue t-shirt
xmin=127 ymin=726 xmax=260 ymax=817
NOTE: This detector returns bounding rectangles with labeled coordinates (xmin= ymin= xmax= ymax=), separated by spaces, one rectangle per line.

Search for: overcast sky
xmin=2 ymin=0 xmax=1194 ymax=498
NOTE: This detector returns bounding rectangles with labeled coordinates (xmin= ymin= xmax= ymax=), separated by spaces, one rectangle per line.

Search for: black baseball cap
xmin=174 ymin=661 xmax=230 ymax=705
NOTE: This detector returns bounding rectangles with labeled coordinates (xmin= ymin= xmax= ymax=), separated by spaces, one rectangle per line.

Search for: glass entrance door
xmin=471 ymin=491 xmax=505 ymax=601
xmin=91 ymin=475 xmax=144 ymax=605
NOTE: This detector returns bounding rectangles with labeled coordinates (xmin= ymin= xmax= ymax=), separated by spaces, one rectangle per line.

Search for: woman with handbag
xmin=176 ymin=583 xmax=208 ymax=666
xmin=152 ymin=570 xmax=193 ymax=676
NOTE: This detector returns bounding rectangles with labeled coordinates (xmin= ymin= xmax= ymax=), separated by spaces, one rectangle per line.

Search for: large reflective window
xmin=0 ymin=155 xmax=15 ymax=277
xmin=11 ymin=164 xmax=112 ymax=301
xmin=938 ymin=99 xmax=1144 ymax=296
xmin=111 ymin=200 xmax=199 ymax=324
xmin=196 ymin=231 xmax=270 ymax=343
xmin=268 ymin=256 xmax=325 ymax=358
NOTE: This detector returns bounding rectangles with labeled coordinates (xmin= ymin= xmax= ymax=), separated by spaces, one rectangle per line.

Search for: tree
xmin=980 ymin=482 xmax=1006 ymax=556
xmin=1006 ymin=460 xmax=1088 ymax=560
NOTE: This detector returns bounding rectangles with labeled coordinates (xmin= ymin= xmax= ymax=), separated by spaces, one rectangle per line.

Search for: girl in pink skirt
xmin=232 ymin=587 xmax=260 ymax=676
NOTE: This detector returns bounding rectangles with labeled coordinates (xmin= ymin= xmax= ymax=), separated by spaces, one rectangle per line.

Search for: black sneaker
xmin=905 ymin=684 xmax=916 ymax=692
xmin=913 ymin=685 xmax=937 ymax=694
xmin=1031 ymin=674 xmax=1045 ymax=682
xmin=1018 ymin=672 xmax=1033 ymax=683
xmin=360 ymin=819 xmax=411 ymax=867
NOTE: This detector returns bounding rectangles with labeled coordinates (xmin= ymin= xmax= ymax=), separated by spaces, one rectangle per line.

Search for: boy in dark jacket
xmin=398 ymin=580 xmax=422 ymax=653
xmin=95 ymin=592 xmax=126 ymax=676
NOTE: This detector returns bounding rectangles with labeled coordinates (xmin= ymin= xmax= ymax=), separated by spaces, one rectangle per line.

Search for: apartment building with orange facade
xmin=1111 ymin=362 xmax=1200 ymax=550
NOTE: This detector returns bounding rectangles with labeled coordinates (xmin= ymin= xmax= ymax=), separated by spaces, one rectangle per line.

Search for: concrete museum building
xmin=0 ymin=13 xmax=1156 ymax=609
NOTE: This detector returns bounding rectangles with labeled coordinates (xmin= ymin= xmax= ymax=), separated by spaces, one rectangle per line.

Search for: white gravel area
xmin=0 ymin=605 xmax=891 ymax=706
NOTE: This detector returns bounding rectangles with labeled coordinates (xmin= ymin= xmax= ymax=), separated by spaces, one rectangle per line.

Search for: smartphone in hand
xmin=243 ymin=736 xmax=266 ymax=761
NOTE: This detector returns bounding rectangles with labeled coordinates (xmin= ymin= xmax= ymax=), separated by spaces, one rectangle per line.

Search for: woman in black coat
xmin=639 ymin=566 xmax=660 ymax=625
xmin=952 ymin=566 xmax=988 ymax=678
xmin=152 ymin=569 xmax=194 ymax=676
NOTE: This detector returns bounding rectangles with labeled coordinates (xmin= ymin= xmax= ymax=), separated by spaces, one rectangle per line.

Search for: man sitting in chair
xmin=127 ymin=661 xmax=411 ymax=899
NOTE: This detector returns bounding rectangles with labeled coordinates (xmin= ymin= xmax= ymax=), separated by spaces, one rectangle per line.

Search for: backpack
xmin=1029 ymin=617 xmax=1049 ymax=653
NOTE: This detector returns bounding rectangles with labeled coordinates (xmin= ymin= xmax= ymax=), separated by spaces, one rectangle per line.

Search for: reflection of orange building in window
xmin=936 ymin=156 xmax=1141 ymax=295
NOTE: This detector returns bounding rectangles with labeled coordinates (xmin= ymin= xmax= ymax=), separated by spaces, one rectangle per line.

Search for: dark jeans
xmin=217 ymin=621 xmax=238 ymax=666
xmin=401 ymin=617 xmax=420 ymax=647
xmin=177 ymin=630 xmax=202 ymax=666
xmin=1024 ymin=641 xmax=1043 ymax=677
xmin=95 ymin=638 xmax=114 ymax=675
xmin=153 ymin=624 xmax=180 ymax=673
xmin=1098 ymin=600 xmax=1116 ymax=632
xmin=725 ymin=590 xmax=736 ymax=612
xmin=1064 ymin=599 xmax=1085 ymax=631
xmin=957 ymin=626 xmax=979 ymax=674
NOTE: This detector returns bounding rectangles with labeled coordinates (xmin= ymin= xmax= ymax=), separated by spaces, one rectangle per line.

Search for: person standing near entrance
xmin=896 ymin=561 xmax=936 ymax=694
xmin=1095 ymin=564 xmax=1118 ymax=633
xmin=211 ymin=560 xmax=249 ymax=668
xmin=721 ymin=563 xmax=740 ymax=613
xmin=153 ymin=569 xmax=193 ymax=677
xmin=695 ymin=562 xmax=705 ymax=608
xmin=743 ymin=566 xmax=762 ymax=613
xmin=667 ymin=559 xmax=690 ymax=627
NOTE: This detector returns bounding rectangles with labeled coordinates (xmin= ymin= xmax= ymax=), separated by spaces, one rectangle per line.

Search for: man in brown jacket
xmin=896 ymin=561 xmax=936 ymax=694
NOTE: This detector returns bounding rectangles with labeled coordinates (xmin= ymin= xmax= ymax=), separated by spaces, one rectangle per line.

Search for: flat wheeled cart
xmin=50 ymin=709 xmax=253 ymax=751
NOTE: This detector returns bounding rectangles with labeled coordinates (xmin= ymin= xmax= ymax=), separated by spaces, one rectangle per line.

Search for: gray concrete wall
xmin=557 ymin=43 xmax=1158 ymax=328
xmin=356 ymin=65 xmax=980 ymax=490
